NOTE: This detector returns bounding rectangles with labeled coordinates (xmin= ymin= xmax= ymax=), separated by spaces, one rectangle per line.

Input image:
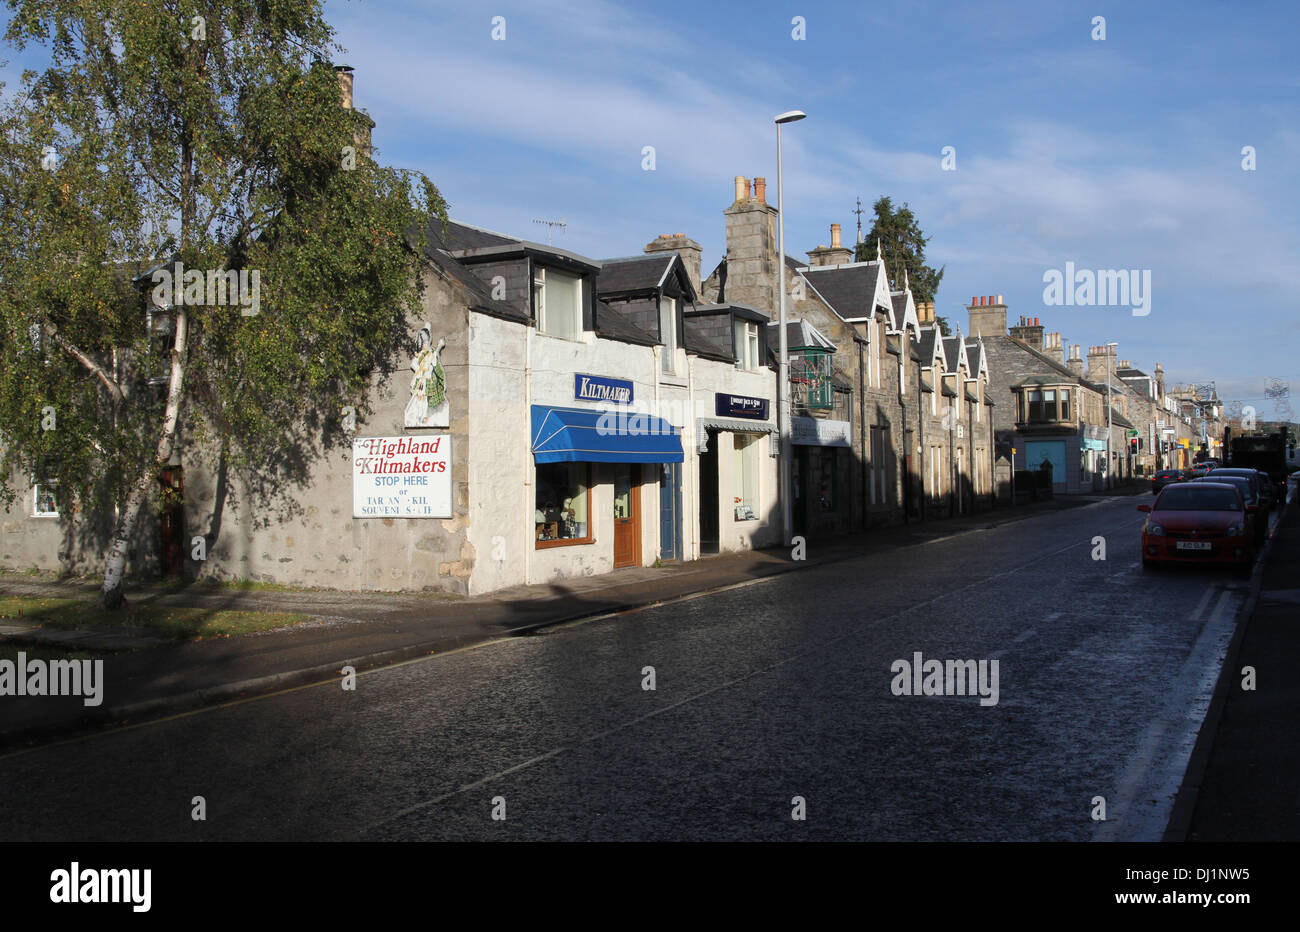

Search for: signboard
xmin=715 ymin=393 xmax=769 ymax=420
xmin=574 ymin=373 xmax=633 ymax=404
xmin=353 ymin=436 xmax=452 ymax=518
xmin=791 ymin=416 xmax=851 ymax=447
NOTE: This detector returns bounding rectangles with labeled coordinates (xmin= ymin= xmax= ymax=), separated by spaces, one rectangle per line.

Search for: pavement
xmin=0 ymin=490 xmax=1110 ymax=750
xmin=1176 ymin=480 xmax=1300 ymax=841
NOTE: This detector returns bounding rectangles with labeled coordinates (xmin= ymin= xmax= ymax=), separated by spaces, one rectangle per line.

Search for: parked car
xmin=1205 ymin=467 xmax=1274 ymax=513
xmin=1139 ymin=482 xmax=1256 ymax=572
xmin=1152 ymin=468 xmax=1185 ymax=494
xmin=1189 ymin=474 xmax=1266 ymax=546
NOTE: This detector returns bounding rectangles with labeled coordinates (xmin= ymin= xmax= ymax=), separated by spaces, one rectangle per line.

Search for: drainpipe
xmin=858 ymin=336 xmax=866 ymax=532
xmin=918 ymin=367 xmax=926 ymax=522
xmin=523 ymin=267 xmax=534 ymax=587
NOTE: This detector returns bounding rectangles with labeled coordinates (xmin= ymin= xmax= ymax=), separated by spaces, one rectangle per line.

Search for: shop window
xmin=535 ymin=462 xmax=591 ymax=546
xmin=32 ymin=480 xmax=60 ymax=517
xmin=733 ymin=433 xmax=760 ymax=520
xmin=535 ymin=267 xmax=582 ymax=341
xmin=819 ymin=450 xmax=836 ymax=511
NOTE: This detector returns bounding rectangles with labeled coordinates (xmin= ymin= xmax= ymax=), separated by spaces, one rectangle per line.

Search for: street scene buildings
xmin=0 ymin=71 xmax=1235 ymax=594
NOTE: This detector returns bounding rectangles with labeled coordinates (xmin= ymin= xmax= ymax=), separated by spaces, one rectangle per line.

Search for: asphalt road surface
xmin=0 ymin=496 xmax=1247 ymax=841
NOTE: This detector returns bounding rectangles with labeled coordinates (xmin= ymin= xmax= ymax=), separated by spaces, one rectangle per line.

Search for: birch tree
xmin=0 ymin=0 xmax=443 ymax=607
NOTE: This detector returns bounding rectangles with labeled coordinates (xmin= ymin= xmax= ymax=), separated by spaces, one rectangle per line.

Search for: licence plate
xmin=1176 ymin=541 xmax=1212 ymax=551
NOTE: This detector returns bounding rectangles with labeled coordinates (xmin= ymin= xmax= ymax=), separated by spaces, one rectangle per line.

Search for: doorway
xmin=698 ymin=431 xmax=719 ymax=554
xmin=613 ymin=464 xmax=641 ymax=568
xmin=658 ymin=462 xmax=682 ymax=561
xmin=158 ymin=467 xmax=185 ymax=577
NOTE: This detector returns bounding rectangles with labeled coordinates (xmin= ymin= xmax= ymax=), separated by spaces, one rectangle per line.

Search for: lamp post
xmin=1105 ymin=341 xmax=1117 ymax=490
xmin=774 ymin=109 xmax=805 ymax=545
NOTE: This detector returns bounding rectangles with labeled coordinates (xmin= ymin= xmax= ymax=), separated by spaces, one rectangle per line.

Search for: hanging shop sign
xmin=352 ymin=436 xmax=452 ymax=518
xmin=574 ymin=373 xmax=633 ymax=404
xmin=715 ymin=393 xmax=769 ymax=420
xmin=791 ymin=416 xmax=852 ymax=447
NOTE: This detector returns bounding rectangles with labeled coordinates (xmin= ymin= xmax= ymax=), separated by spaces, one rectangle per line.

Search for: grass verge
xmin=0 ymin=596 xmax=309 ymax=641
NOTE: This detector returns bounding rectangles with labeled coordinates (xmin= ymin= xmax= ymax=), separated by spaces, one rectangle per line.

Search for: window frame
xmin=534 ymin=461 xmax=594 ymax=549
xmin=32 ymin=479 xmax=60 ymax=518
xmin=535 ymin=266 xmax=583 ymax=341
xmin=660 ymin=295 xmax=678 ymax=374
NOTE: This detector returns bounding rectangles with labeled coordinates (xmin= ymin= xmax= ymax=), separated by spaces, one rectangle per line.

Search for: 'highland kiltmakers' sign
xmin=353 ymin=436 xmax=452 ymax=518
xmin=574 ymin=373 xmax=633 ymax=404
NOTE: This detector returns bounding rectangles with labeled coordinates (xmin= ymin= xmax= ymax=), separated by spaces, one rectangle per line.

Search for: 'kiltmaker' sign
xmin=353 ymin=436 xmax=452 ymax=517
xmin=715 ymin=393 xmax=769 ymax=420
xmin=575 ymin=373 xmax=633 ymax=404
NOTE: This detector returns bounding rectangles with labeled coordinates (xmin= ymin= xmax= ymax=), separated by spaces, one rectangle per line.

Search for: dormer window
xmin=535 ymin=266 xmax=582 ymax=341
xmin=734 ymin=320 xmax=760 ymax=370
xmin=660 ymin=296 xmax=678 ymax=374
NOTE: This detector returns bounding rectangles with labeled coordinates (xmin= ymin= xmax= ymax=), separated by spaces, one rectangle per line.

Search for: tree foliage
xmin=853 ymin=195 xmax=948 ymax=335
xmin=0 ymin=0 xmax=446 ymax=605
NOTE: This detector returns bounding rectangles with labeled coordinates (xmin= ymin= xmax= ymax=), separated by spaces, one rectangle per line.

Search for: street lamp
xmin=775 ymin=109 xmax=805 ymax=545
xmin=1104 ymin=341 xmax=1118 ymax=490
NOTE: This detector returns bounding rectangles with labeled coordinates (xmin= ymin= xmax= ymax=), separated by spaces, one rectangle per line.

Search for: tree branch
xmin=47 ymin=327 xmax=125 ymax=403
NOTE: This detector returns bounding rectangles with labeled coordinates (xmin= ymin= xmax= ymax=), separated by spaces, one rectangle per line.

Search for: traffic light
xmin=1129 ymin=437 xmax=1139 ymax=455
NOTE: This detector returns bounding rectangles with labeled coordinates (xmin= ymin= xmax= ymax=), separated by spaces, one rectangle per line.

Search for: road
xmin=0 ymin=495 xmax=1248 ymax=841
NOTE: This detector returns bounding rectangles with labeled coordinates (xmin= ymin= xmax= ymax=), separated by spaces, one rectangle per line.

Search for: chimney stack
xmin=1066 ymin=344 xmax=1084 ymax=377
xmin=1009 ymin=314 xmax=1045 ymax=351
xmin=336 ymin=65 xmax=354 ymax=109
xmin=807 ymin=222 xmax=853 ymax=267
xmin=721 ymin=171 xmax=781 ymax=311
xmin=644 ymin=233 xmax=703 ymax=298
xmin=967 ymin=293 xmax=1007 ymax=338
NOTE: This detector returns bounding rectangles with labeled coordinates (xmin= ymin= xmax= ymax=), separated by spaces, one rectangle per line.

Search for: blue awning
xmin=531 ymin=405 xmax=683 ymax=464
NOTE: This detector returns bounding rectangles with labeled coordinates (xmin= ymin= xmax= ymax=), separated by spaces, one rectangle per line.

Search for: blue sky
xmin=4 ymin=0 xmax=1298 ymax=415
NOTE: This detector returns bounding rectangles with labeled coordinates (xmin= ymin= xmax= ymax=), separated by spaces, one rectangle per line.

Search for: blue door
xmin=658 ymin=462 xmax=682 ymax=561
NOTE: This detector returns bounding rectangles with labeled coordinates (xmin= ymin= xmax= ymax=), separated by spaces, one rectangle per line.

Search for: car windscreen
xmin=1156 ymin=486 xmax=1241 ymax=511
xmin=1192 ymin=476 xmax=1252 ymax=498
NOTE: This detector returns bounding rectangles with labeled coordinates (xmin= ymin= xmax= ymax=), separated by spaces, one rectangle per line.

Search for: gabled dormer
xmin=595 ymin=252 xmax=697 ymax=377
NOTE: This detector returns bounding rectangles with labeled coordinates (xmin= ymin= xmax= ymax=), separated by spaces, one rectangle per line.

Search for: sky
xmin=3 ymin=0 xmax=1298 ymax=416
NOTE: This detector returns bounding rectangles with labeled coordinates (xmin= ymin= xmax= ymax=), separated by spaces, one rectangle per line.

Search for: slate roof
xmin=595 ymin=254 xmax=674 ymax=295
xmin=965 ymin=342 xmax=982 ymax=373
xmin=433 ymin=219 xmax=519 ymax=251
xmin=942 ymin=335 xmax=967 ymax=372
xmin=594 ymin=300 xmax=657 ymax=346
xmin=683 ymin=317 xmax=734 ymax=363
xmin=797 ymin=262 xmax=885 ymax=320
xmin=916 ymin=328 xmax=941 ymax=367
xmin=767 ymin=319 xmax=835 ymax=352
xmin=422 ymin=245 xmax=529 ymax=323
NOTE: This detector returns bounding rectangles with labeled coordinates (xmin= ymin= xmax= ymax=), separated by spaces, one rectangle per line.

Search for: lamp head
xmin=774 ymin=110 xmax=807 ymax=124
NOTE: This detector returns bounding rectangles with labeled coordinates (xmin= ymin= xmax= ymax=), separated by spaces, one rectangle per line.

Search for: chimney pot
xmin=979 ymin=296 xmax=986 ymax=306
xmin=830 ymin=223 xmax=842 ymax=248
xmin=996 ymin=294 xmax=1003 ymax=305
xmin=734 ymin=176 xmax=748 ymax=202
xmin=971 ymin=296 xmax=978 ymax=307
xmin=754 ymin=177 xmax=767 ymax=204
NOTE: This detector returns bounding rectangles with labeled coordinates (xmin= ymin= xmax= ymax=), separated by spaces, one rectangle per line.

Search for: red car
xmin=1138 ymin=481 xmax=1256 ymax=572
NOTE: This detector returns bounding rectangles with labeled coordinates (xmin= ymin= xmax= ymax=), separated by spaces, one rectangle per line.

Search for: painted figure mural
xmin=405 ymin=323 xmax=449 ymax=428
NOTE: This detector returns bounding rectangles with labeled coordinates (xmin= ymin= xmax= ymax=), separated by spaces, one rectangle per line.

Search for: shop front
xmin=791 ymin=415 xmax=852 ymax=539
xmin=530 ymin=403 xmax=683 ymax=571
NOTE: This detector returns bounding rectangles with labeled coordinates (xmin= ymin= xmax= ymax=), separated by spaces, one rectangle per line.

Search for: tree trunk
xmin=100 ymin=308 xmax=189 ymax=609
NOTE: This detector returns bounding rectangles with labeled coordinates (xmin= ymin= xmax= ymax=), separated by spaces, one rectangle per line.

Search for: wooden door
xmin=158 ymin=467 xmax=185 ymax=577
xmin=613 ymin=464 xmax=640 ymax=568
